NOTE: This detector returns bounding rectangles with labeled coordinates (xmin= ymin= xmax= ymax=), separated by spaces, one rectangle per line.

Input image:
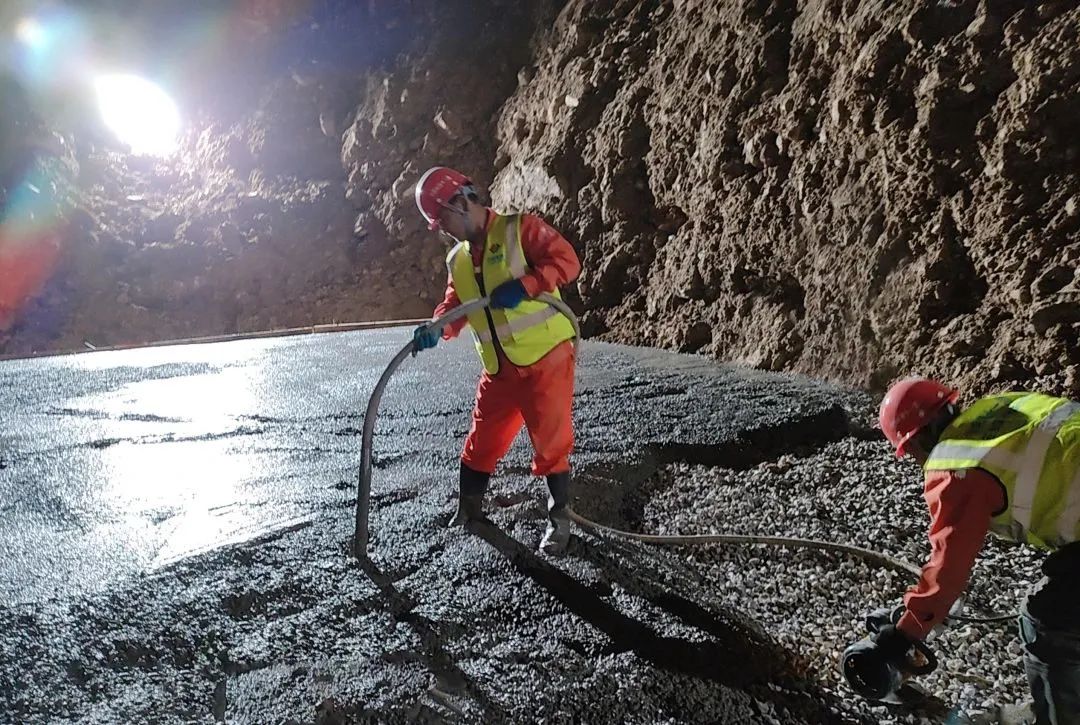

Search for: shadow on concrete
xmin=469 ymin=518 xmax=772 ymax=689
xmin=469 ymin=519 xmax=875 ymax=724
xmin=358 ymin=557 xmax=506 ymax=723
xmin=571 ymin=534 xmax=786 ymax=677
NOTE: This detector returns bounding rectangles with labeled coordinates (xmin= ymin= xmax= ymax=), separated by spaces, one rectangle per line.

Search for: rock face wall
xmin=0 ymin=0 xmax=555 ymax=354
xmin=5 ymin=0 xmax=1080 ymax=400
xmin=337 ymin=1 xmax=558 ymax=319
xmin=492 ymin=0 xmax=1080 ymax=397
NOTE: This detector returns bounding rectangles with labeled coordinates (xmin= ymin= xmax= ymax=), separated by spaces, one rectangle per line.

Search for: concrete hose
xmin=353 ymin=296 xmax=525 ymax=556
xmin=352 ymin=294 xmax=1015 ymax=625
xmin=567 ymin=509 xmax=924 ymax=576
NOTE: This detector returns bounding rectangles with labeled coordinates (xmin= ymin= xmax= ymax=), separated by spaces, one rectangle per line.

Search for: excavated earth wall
xmin=0 ymin=1 xmax=553 ymax=355
xmin=491 ymin=0 xmax=1080 ymax=397
xmin=3 ymin=0 xmax=1079 ymax=399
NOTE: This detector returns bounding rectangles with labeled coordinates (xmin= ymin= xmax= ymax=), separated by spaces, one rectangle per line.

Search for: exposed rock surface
xmin=492 ymin=0 xmax=1080 ymax=398
xmin=1 ymin=1 xmax=554 ymax=355
xmin=3 ymin=0 xmax=1079 ymax=399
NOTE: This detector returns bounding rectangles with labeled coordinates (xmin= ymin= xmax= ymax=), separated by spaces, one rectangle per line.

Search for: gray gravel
xmin=612 ymin=435 xmax=1044 ymax=724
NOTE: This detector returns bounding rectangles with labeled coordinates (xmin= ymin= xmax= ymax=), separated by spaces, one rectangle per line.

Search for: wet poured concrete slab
xmin=0 ymin=328 xmax=869 ymax=723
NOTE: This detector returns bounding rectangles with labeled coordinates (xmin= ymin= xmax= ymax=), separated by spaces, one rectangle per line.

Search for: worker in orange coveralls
xmin=845 ymin=377 xmax=1080 ymax=723
xmin=411 ymin=166 xmax=579 ymax=556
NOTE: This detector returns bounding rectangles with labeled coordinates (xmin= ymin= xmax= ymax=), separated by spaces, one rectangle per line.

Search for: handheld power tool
xmin=841 ymin=604 xmax=939 ymax=704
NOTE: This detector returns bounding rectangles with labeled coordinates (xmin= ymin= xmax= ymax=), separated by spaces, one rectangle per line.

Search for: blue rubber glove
xmin=412 ymin=325 xmax=440 ymax=356
xmin=489 ymin=279 xmax=528 ymax=309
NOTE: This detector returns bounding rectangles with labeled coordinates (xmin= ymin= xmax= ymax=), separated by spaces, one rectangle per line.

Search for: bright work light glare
xmin=15 ymin=17 xmax=46 ymax=48
xmin=94 ymin=74 xmax=181 ymax=156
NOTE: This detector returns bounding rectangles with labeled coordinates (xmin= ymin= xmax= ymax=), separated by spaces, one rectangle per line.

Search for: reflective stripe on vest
xmin=504 ymin=217 xmax=527 ymax=277
xmin=925 ymin=394 xmax=1080 ymax=549
xmin=1014 ymin=401 xmax=1080 ymax=531
xmin=926 ymin=442 xmax=1021 ymax=471
xmin=473 ymin=306 xmax=561 ymax=344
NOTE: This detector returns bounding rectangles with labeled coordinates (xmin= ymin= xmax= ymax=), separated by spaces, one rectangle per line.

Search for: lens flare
xmin=93 ymin=74 xmax=181 ymax=156
xmin=15 ymin=18 xmax=47 ymax=48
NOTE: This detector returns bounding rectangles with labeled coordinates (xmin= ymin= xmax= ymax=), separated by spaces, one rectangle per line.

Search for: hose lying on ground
xmin=352 ymin=294 xmax=1016 ymax=625
xmin=568 ymin=510 xmax=1015 ymax=624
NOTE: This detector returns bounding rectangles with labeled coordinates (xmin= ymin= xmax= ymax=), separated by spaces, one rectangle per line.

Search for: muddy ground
xmin=0 ymin=330 xmax=1041 ymax=723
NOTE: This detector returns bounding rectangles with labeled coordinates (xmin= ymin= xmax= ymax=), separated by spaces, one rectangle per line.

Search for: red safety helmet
xmin=879 ymin=377 xmax=960 ymax=457
xmin=415 ymin=166 xmax=473 ymax=231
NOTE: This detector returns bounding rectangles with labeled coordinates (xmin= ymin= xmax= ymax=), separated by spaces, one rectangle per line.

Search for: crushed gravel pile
xmin=618 ymin=436 xmax=1044 ymax=723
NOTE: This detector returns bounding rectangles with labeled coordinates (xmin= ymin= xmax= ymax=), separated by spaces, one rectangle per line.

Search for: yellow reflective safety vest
xmin=446 ymin=212 xmax=576 ymax=375
xmin=923 ymin=392 xmax=1080 ymax=550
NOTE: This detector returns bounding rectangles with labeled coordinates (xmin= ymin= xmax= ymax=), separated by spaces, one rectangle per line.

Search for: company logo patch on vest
xmin=445 ymin=212 xmax=575 ymax=375
xmin=486 ymin=240 xmax=504 ymax=264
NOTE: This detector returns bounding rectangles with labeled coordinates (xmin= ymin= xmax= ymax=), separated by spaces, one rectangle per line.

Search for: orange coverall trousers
xmin=461 ymin=340 xmax=574 ymax=477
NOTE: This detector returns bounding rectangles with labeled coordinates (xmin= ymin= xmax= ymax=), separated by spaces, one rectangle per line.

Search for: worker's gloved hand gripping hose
xmin=351 ymin=294 xmax=1014 ymax=627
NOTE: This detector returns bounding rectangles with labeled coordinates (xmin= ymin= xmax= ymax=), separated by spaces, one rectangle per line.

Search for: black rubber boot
xmin=450 ymin=462 xmax=490 ymax=527
xmin=540 ymin=471 xmax=572 ymax=555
